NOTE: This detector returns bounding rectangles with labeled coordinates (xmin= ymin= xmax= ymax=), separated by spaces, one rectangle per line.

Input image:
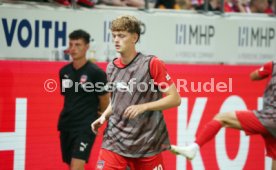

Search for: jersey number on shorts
xmin=153 ymin=164 xmax=163 ymax=170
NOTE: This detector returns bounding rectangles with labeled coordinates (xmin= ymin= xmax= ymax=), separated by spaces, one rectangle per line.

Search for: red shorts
xmin=95 ymin=148 xmax=165 ymax=170
xmin=236 ymin=110 xmax=276 ymax=159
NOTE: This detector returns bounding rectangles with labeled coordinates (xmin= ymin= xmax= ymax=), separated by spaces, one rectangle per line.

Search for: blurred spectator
xmin=24 ymin=0 xmax=49 ymax=2
xmin=170 ymin=0 xmax=274 ymax=13
xmin=155 ymin=0 xmax=193 ymax=10
xmin=98 ymin=0 xmax=145 ymax=8
xmin=55 ymin=0 xmax=94 ymax=8
xmin=271 ymin=0 xmax=275 ymax=13
xmin=265 ymin=0 xmax=275 ymax=13
xmin=224 ymin=0 xmax=240 ymax=12
xmin=224 ymin=0 xmax=235 ymax=12
xmin=155 ymin=0 xmax=195 ymax=9
xmin=237 ymin=0 xmax=269 ymax=13
xmin=191 ymin=0 xmax=270 ymax=13
xmin=222 ymin=0 xmax=248 ymax=12
xmin=194 ymin=0 xmax=221 ymax=11
xmin=55 ymin=0 xmax=70 ymax=6
xmin=155 ymin=0 xmax=175 ymax=8
xmin=176 ymin=0 xmax=204 ymax=9
xmin=175 ymin=0 xmax=195 ymax=9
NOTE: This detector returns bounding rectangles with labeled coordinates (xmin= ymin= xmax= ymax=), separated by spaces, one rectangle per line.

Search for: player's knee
xmin=70 ymin=166 xmax=84 ymax=170
xmin=70 ymin=163 xmax=84 ymax=170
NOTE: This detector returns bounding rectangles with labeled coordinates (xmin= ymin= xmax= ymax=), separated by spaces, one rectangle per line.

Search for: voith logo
xmin=1 ymin=18 xmax=67 ymax=48
xmin=0 ymin=98 xmax=27 ymax=170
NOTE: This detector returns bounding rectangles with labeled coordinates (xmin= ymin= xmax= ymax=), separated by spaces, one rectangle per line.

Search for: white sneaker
xmin=170 ymin=143 xmax=199 ymax=160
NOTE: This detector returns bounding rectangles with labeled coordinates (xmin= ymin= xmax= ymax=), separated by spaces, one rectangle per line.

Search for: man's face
xmin=112 ymin=31 xmax=138 ymax=53
xmin=68 ymin=38 xmax=89 ymax=60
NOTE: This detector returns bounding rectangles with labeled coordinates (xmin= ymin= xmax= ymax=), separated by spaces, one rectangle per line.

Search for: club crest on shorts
xmin=96 ymin=160 xmax=105 ymax=170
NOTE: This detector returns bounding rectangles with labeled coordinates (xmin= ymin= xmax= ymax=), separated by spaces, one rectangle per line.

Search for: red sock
xmin=195 ymin=120 xmax=222 ymax=147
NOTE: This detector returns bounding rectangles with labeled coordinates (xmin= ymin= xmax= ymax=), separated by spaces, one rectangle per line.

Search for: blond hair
xmin=111 ymin=15 xmax=141 ymax=37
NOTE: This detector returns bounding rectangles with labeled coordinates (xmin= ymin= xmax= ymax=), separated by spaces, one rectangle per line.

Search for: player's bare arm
xmin=98 ymin=93 xmax=110 ymax=115
xmin=250 ymin=70 xmax=262 ymax=80
xmin=250 ymin=69 xmax=268 ymax=81
xmin=91 ymin=103 xmax=112 ymax=134
xmin=124 ymin=84 xmax=181 ymax=119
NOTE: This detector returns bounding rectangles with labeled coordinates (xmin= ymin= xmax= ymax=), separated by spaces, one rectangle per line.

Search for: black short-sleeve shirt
xmin=58 ymin=61 xmax=107 ymax=132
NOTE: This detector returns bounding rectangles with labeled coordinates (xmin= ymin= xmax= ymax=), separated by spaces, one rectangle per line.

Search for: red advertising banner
xmin=0 ymin=61 xmax=268 ymax=170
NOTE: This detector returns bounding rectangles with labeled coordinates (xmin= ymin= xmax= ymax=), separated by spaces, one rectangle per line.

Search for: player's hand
xmin=91 ymin=116 xmax=106 ymax=134
xmin=124 ymin=104 xmax=147 ymax=119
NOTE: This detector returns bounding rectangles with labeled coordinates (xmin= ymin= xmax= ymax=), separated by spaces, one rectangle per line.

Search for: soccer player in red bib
xmin=171 ymin=61 xmax=276 ymax=169
xmin=91 ymin=15 xmax=181 ymax=170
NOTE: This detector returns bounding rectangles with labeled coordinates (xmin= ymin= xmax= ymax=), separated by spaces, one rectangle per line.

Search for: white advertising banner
xmin=0 ymin=4 xmax=276 ymax=64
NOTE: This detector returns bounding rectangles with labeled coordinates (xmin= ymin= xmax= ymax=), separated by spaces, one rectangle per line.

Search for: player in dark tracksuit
xmin=58 ymin=29 xmax=109 ymax=170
